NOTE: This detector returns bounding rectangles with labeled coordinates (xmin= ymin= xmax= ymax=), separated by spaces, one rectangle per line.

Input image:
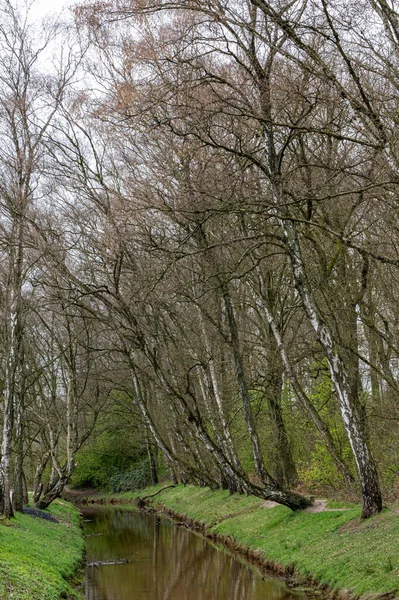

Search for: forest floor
xmin=0 ymin=499 xmax=84 ymax=600
xmin=79 ymin=484 xmax=399 ymax=600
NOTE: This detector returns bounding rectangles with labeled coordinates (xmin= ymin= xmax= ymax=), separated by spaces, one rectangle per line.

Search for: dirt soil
xmin=262 ymin=498 xmax=348 ymax=513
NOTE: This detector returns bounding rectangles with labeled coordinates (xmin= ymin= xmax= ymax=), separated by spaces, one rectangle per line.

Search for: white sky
xmin=21 ymin=0 xmax=78 ymax=23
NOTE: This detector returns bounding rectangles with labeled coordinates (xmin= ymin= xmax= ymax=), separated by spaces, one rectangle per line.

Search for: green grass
xmin=91 ymin=484 xmax=399 ymax=598
xmin=0 ymin=500 xmax=84 ymax=600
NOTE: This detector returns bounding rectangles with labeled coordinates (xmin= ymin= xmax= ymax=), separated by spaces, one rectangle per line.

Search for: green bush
xmin=299 ymin=442 xmax=345 ymax=491
xmin=110 ymin=459 xmax=153 ymax=492
xmin=72 ymin=427 xmax=146 ymax=489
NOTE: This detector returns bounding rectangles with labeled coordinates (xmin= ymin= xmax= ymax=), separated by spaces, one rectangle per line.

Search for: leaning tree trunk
xmin=36 ymin=476 xmax=69 ymax=510
xmin=33 ymin=451 xmax=51 ymax=504
xmin=36 ymin=364 xmax=79 ymax=510
xmin=279 ymin=210 xmax=382 ymax=517
xmin=198 ymin=311 xmax=248 ymax=493
xmin=256 ymin=55 xmax=381 ymax=515
xmin=145 ymin=426 xmax=158 ymax=485
xmin=222 ymin=284 xmax=276 ymax=488
xmin=131 ymin=366 xmax=215 ymax=486
xmin=254 ymin=283 xmax=355 ymax=489
xmin=149 ymin=349 xmax=312 ymax=510
xmin=198 ymin=367 xmax=247 ymax=493
xmin=266 ymin=362 xmax=298 ymax=488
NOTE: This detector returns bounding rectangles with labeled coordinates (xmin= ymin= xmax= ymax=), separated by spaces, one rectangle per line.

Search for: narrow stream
xmin=82 ymin=506 xmax=306 ymax=600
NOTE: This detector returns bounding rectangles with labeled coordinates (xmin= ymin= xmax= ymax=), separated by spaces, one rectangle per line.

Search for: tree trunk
xmin=13 ymin=410 xmax=25 ymax=512
xmin=0 ymin=469 xmax=4 ymax=514
xmin=256 ymin=286 xmax=355 ymax=488
xmin=34 ymin=364 xmax=80 ymax=511
xmin=131 ymin=366 xmax=213 ymax=485
xmin=266 ymin=365 xmax=298 ymax=488
xmin=222 ymin=284 xmax=276 ymax=487
xmin=198 ymin=368 xmax=246 ymax=493
xmin=33 ymin=451 xmax=50 ymax=504
xmin=36 ymin=476 xmax=68 ymax=510
xmin=145 ymin=428 xmax=159 ymax=485
xmin=256 ymin=51 xmax=380 ymax=514
xmin=1 ymin=214 xmax=25 ymax=519
xmin=1 ymin=398 xmax=14 ymax=518
xmin=199 ymin=310 xmax=244 ymax=479
xmin=22 ymin=471 xmax=28 ymax=505
xmin=279 ymin=213 xmax=381 ymax=517
xmin=150 ymin=348 xmax=311 ymax=510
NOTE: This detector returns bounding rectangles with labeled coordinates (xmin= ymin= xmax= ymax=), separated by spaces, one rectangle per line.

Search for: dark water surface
xmin=82 ymin=506 xmax=305 ymax=600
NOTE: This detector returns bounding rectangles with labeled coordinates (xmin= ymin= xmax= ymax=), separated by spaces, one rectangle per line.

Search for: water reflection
xmin=82 ymin=507 xmax=303 ymax=600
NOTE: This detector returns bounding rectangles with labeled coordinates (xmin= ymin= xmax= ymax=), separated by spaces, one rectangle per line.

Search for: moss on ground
xmin=0 ymin=500 xmax=84 ymax=600
xmin=88 ymin=484 xmax=399 ymax=598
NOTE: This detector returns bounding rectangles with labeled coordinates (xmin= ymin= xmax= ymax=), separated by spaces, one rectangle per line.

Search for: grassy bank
xmin=85 ymin=484 xmax=399 ymax=599
xmin=0 ymin=500 xmax=84 ymax=600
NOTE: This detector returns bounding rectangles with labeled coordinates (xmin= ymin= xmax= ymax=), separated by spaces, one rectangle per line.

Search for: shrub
xmin=110 ymin=459 xmax=153 ymax=492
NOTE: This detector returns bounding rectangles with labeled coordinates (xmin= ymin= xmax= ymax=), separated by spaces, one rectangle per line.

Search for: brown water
xmin=82 ymin=506 xmax=305 ymax=600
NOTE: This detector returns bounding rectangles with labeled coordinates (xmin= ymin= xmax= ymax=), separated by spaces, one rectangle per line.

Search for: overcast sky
xmin=24 ymin=0 xmax=77 ymax=22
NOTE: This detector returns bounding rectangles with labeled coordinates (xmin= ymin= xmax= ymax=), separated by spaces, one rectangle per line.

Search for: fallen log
xmin=87 ymin=557 xmax=134 ymax=567
xmin=137 ymin=485 xmax=177 ymax=508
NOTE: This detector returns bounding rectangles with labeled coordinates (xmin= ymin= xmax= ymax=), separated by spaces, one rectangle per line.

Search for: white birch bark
xmin=276 ymin=203 xmax=382 ymax=516
xmin=249 ymin=279 xmax=355 ymax=487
